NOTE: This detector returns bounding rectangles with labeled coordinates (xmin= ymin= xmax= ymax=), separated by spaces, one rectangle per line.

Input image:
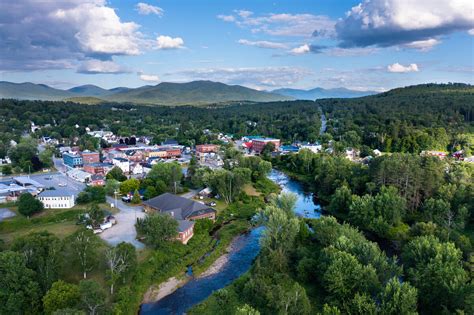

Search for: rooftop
xmin=143 ymin=193 xmax=215 ymax=220
xmin=38 ymin=188 xmax=75 ymax=197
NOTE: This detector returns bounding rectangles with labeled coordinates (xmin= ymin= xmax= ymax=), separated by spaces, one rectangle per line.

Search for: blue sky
xmin=1 ymin=0 xmax=473 ymax=91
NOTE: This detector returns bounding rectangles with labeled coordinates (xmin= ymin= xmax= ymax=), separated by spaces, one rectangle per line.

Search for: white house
xmin=37 ymin=189 xmax=76 ymax=209
xmin=130 ymin=162 xmax=143 ymax=175
xmin=112 ymin=157 xmax=130 ymax=174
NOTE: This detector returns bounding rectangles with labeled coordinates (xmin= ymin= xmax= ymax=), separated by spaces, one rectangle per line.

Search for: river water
xmin=140 ymin=169 xmax=321 ymax=314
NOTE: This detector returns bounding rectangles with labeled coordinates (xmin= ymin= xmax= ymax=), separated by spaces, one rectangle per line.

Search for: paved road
xmin=180 ymin=189 xmax=199 ymax=199
xmin=100 ymin=196 xmax=146 ymax=249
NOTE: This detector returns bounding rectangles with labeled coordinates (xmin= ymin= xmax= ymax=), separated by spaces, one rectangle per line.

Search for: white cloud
xmin=217 ymin=14 xmax=236 ymax=22
xmin=387 ymin=63 xmax=419 ymax=73
xmin=218 ymin=11 xmax=336 ymax=37
xmin=156 ymin=35 xmax=184 ymax=49
xmin=139 ymin=73 xmax=160 ymax=82
xmin=0 ymin=0 xmax=143 ymax=71
xmin=167 ymin=66 xmax=312 ymax=88
xmin=290 ymin=44 xmax=311 ymax=55
xmin=238 ymin=39 xmax=287 ymax=49
xmin=336 ymin=0 xmax=474 ymax=48
xmin=468 ymin=29 xmax=474 ymax=35
xmin=136 ymin=3 xmax=164 ymax=16
xmin=236 ymin=10 xmax=253 ymax=18
xmin=402 ymin=38 xmax=441 ymax=51
xmin=77 ymin=59 xmax=129 ymax=74
xmin=53 ymin=3 xmax=141 ymax=55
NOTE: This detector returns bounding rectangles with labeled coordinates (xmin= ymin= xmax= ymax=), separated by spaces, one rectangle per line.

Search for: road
xmin=100 ymin=196 xmax=146 ymax=249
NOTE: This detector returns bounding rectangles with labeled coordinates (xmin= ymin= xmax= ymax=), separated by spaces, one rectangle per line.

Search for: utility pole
xmin=114 ymin=189 xmax=118 ymax=208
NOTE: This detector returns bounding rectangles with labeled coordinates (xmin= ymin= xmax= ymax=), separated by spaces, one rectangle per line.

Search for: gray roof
xmin=177 ymin=219 xmax=195 ymax=232
xmin=143 ymin=193 xmax=215 ymax=220
xmin=14 ymin=176 xmax=45 ymax=188
xmin=38 ymin=188 xmax=75 ymax=197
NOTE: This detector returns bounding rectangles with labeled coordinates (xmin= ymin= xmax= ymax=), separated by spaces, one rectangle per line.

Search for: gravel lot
xmin=100 ymin=196 xmax=146 ymax=248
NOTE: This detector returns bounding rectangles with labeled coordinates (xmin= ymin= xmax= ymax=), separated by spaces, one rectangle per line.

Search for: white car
xmin=58 ymin=183 xmax=67 ymax=187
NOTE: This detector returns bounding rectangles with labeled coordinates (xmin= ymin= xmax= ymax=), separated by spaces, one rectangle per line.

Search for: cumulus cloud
xmin=402 ymin=39 xmax=441 ymax=51
xmin=0 ymin=0 xmax=142 ymax=71
xmin=136 ymin=3 xmax=164 ymax=16
xmin=336 ymin=0 xmax=474 ymax=48
xmin=238 ymin=39 xmax=288 ymax=49
xmin=139 ymin=73 xmax=160 ymax=82
xmin=218 ymin=11 xmax=336 ymax=37
xmin=167 ymin=66 xmax=311 ymax=88
xmin=77 ymin=59 xmax=130 ymax=74
xmin=156 ymin=35 xmax=185 ymax=49
xmin=290 ymin=44 xmax=311 ymax=55
xmin=387 ymin=63 xmax=419 ymax=73
xmin=217 ymin=14 xmax=236 ymax=22
xmin=290 ymin=44 xmax=328 ymax=55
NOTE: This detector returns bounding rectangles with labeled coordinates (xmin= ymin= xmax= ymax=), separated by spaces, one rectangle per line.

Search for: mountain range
xmin=271 ymin=87 xmax=377 ymax=100
xmin=0 ymin=80 xmax=377 ymax=105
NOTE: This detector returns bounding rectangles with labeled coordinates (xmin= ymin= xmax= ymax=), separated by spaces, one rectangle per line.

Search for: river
xmin=140 ymin=169 xmax=321 ymax=314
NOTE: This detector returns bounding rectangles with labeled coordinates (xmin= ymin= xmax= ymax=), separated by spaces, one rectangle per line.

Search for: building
xmin=67 ymin=168 xmax=92 ymax=183
xmin=83 ymin=162 xmax=114 ymax=175
xmin=251 ymin=138 xmax=281 ymax=154
xmin=81 ymin=151 xmax=100 ymax=164
xmin=143 ymin=193 xmax=217 ymax=244
xmin=89 ymin=174 xmax=105 ymax=186
xmin=421 ymin=151 xmax=448 ymax=159
xmin=196 ymin=144 xmax=219 ymax=154
xmin=63 ymin=152 xmax=83 ymax=168
xmin=37 ymin=188 xmax=76 ymax=209
xmin=112 ymin=157 xmax=130 ymax=173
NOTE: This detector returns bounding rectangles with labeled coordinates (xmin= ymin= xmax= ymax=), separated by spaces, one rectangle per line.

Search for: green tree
xmin=119 ymin=178 xmax=140 ymax=195
xmin=131 ymin=189 xmax=141 ymax=204
xmin=1 ymin=164 xmax=12 ymax=175
xmin=67 ymin=230 xmax=101 ymax=279
xmin=87 ymin=204 xmax=105 ymax=228
xmin=8 ymin=136 xmax=39 ymax=171
xmin=402 ymin=236 xmax=468 ymax=313
xmin=76 ymin=186 xmax=106 ymax=204
xmin=328 ymin=184 xmax=352 ymax=215
xmin=18 ymin=192 xmax=43 ymax=216
xmin=104 ymin=179 xmax=120 ymax=196
xmin=43 ymin=280 xmax=80 ymax=315
xmin=0 ymin=251 xmax=41 ymax=314
xmin=105 ymin=242 xmax=137 ymax=295
xmin=135 ymin=213 xmax=178 ymax=248
xmin=106 ymin=166 xmax=126 ymax=182
xmin=147 ymin=162 xmax=183 ymax=193
xmin=235 ymin=304 xmax=260 ymax=315
xmin=79 ymin=280 xmax=106 ymax=315
xmin=379 ymin=277 xmax=418 ymax=315
xmin=12 ymin=231 xmax=62 ymax=294
xmin=144 ymin=185 xmax=158 ymax=200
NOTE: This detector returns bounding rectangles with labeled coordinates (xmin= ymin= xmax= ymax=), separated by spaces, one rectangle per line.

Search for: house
xmin=421 ymin=151 xmax=448 ymax=159
xmin=373 ymin=149 xmax=382 ymax=157
xmin=196 ymin=144 xmax=219 ymax=154
xmin=81 ymin=151 xmax=100 ymax=164
xmin=125 ymin=150 xmax=144 ymax=162
xmin=0 ymin=182 xmax=30 ymax=203
xmin=198 ymin=187 xmax=213 ymax=198
xmin=280 ymin=145 xmax=300 ymax=154
xmin=107 ymin=149 xmax=126 ymax=160
xmin=130 ymin=162 xmax=143 ymax=175
xmin=143 ymin=193 xmax=217 ymax=244
xmin=300 ymin=143 xmax=322 ymax=154
xmin=38 ymin=188 xmax=76 ymax=209
xmin=63 ymin=152 xmax=83 ymax=168
xmin=112 ymin=157 xmax=130 ymax=173
xmin=89 ymin=174 xmax=105 ymax=186
xmin=345 ymin=148 xmax=360 ymax=161
xmin=251 ymin=138 xmax=281 ymax=154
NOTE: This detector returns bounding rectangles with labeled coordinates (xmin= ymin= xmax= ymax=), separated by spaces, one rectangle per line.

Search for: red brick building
xmin=81 ymin=151 xmax=100 ymax=164
xmin=196 ymin=144 xmax=219 ymax=154
xmin=251 ymin=138 xmax=280 ymax=153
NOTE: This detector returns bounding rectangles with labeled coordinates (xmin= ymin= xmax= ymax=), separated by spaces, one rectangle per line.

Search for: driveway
xmin=100 ymin=196 xmax=146 ymax=249
xmin=180 ymin=189 xmax=199 ymax=199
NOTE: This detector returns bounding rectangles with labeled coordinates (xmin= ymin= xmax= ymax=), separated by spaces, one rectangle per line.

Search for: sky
xmin=0 ymin=0 xmax=473 ymax=91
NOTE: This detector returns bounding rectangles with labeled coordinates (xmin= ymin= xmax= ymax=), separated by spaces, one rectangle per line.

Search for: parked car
xmin=58 ymin=182 xmax=67 ymax=187
xmin=207 ymin=201 xmax=217 ymax=207
xmin=122 ymin=196 xmax=131 ymax=203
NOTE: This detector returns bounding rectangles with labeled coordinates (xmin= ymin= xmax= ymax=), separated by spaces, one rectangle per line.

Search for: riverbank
xmin=142 ymin=233 xmax=239 ymax=304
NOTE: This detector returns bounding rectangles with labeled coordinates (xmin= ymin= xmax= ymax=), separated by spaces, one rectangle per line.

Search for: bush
xmin=18 ymin=193 xmax=43 ymax=216
xmin=76 ymin=186 xmax=106 ymax=204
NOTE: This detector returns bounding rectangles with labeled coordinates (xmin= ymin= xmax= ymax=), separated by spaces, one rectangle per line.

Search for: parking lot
xmin=29 ymin=172 xmax=85 ymax=196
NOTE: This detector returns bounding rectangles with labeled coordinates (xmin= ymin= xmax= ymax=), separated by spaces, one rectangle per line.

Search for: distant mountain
xmin=105 ymin=81 xmax=292 ymax=105
xmin=67 ymin=84 xmax=112 ymax=97
xmin=0 ymin=80 xmax=292 ymax=105
xmin=0 ymin=81 xmax=75 ymax=101
xmin=272 ymin=87 xmax=378 ymax=100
